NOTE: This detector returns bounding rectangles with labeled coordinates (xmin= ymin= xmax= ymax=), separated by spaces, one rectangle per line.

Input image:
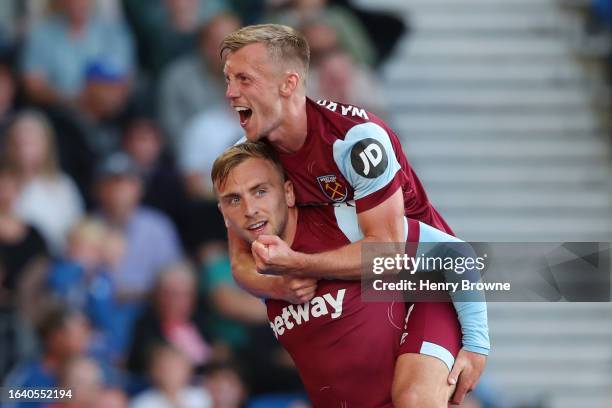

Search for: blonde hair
xmin=5 ymin=110 xmax=60 ymax=179
xmin=221 ymin=24 xmax=310 ymax=80
xmin=68 ymin=217 xmax=108 ymax=247
xmin=211 ymin=141 xmax=285 ymax=193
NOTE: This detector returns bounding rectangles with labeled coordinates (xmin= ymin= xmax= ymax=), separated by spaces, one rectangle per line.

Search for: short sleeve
xmin=332 ymin=122 xmax=402 ymax=212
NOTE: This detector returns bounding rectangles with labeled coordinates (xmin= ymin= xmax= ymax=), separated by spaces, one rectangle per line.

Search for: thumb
xmin=252 ymin=240 xmax=269 ymax=258
xmin=448 ymin=360 xmax=463 ymax=385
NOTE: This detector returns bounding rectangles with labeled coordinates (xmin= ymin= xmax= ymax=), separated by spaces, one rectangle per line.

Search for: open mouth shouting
xmin=235 ymin=106 xmax=253 ymax=128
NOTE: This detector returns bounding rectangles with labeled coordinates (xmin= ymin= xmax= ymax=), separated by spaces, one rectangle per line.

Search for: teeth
xmin=249 ymin=221 xmax=265 ymax=230
xmin=235 ymin=106 xmax=250 ymax=112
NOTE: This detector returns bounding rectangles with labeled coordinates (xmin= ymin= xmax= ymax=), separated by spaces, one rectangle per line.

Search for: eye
xmin=228 ymin=196 xmax=240 ymax=205
xmin=255 ymin=189 xmax=266 ymax=197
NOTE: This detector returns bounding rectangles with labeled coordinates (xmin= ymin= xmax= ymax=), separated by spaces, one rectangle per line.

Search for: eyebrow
xmin=219 ymin=182 xmax=270 ymax=201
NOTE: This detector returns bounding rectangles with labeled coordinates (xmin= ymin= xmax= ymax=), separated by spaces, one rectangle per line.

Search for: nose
xmin=242 ymin=195 xmax=258 ymax=218
xmin=226 ymin=79 xmax=239 ymax=99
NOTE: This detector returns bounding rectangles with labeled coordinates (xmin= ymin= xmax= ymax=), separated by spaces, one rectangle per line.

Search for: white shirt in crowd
xmin=14 ymin=173 xmax=84 ymax=254
xmin=130 ymin=387 xmax=212 ymax=408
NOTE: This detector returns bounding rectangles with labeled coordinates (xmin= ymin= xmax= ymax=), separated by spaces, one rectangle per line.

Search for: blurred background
xmin=0 ymin=0 xmax=610 ymax=407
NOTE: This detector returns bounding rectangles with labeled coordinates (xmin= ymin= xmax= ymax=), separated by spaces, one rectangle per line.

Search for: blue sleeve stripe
xmin=333 ymin=122 xmax=401 ymax=200
xmin=420 ymin=341 xmax=455 ymax=371
xmin=415 ymin=222 xmax=491 ymax=353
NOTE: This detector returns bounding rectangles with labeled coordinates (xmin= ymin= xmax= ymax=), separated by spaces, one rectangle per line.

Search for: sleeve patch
xmin=333 ymin=122 xmax=401 ymax=201
xmin=350 ymin=138 xmax=388 ymax=178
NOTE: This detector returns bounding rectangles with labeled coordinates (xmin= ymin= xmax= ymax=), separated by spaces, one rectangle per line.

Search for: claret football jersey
xmin=276 ymin=98 xmax=453 ymax=235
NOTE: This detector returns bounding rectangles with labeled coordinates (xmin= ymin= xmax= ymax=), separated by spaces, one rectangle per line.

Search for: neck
xmin=280 ymin=207 xmax=299 ymax=247
xmin=267 ymin=95 xmax=308 ymax=154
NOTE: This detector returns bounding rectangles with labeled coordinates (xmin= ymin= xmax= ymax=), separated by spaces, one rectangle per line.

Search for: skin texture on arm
xmin=211 ymin=284 xmax=268 ymax=324
xmin=252 ymin=188 xmax=405 ymax=279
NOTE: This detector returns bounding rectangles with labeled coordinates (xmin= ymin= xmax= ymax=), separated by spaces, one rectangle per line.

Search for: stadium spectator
xmin=0 ymin=158 xmax=48 ymax=299
xmin=158 ymin=13 xmax=241 ymax=146
xmin=120 ymin=114 xmax=223 ymax=258
xmin=121 ymin=115 xmax=189 ymax=234
xmin=46 ymin=218 xmax=126 ymax=360
xmin=265 ymin=0 xmax=376 ymax=67
xmin=0 ymin=158 xmax=49 ymax=379
xmin=307 ymin=45 xmax=386 ymax=115
xmin=329 ymin=0 xmax=407 ymax=67
xmin=75 ymin=60 xmax=133 ymax=158
xmin=130 ymin=343 xmax=212 ymax=408
xmin=4 ymin=110 xmax=84 ymax=254
xmin=200 ymin=255 xmax=267 ymax=350
xmin=0 ymin=57 xmax=17 ymax=134
xmin=49 ymin=356 xmax=105 ymax=408
xmin=123 ymin=0 xmax=229 ymax=77
xmin=179 ymin=105 xmax=244 ymax=200
xmin=92 ymin=388 xmax=130 ymax=408
xmin=94 ymin=152 xmax=182 ymax=300
xmin=201 ymin=362 xmax=247 ymax=408
xmin=3 ymin=305 xmax=91 ymax=408
xmin=127 ymin=262 xmax=215 ymax=376
xmin=21 ymin=0 xmax=135 ymax=107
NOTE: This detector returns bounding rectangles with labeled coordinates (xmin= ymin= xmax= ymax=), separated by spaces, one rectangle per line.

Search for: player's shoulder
xmin=309 ymin=98 xmax=390 ymax=140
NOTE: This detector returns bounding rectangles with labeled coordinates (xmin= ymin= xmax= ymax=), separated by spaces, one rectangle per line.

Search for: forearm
xmin=453 ymin=301 xmax=490 ymax=355
xmin=212 ymin=286 xmax=268 ymax=324
xmin=231 ymin=252 xmax=285 ymax=299
xmin=293 ymin=236 xmax=395 ymax=280
xmin=430 ymin=241 xmax=490 ymax=354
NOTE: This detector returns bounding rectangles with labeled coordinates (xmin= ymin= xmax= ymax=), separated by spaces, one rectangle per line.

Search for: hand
xmin=278 ymin=275 xmax=318 ymax=304
xmin=251 ymin=234 xmax=305 ymax=276
xmin=448 ymin=349 xmax=487 ymax=405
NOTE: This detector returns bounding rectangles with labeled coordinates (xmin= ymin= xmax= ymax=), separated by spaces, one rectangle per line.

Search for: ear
xmin=284 ymin=180 xmax=295 ymax=208
xmin=279 ymin=72 xmax=300 ymax=97
xmin=217 ymin=202 xmax=230 ymax=228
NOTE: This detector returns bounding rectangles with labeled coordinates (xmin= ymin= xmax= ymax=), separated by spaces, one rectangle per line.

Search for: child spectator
xmin=130 ymin=343 xmax=212 ymax=408
xmin=3 ymin=304 xmax=91 ymax=408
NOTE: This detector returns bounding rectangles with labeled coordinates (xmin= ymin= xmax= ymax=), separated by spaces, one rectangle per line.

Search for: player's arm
xmin=415 ymin=223 xmax=490 ymax=403
xmin=228 ymin=227 xmax=317 ymax=304
xmin=252 ymin=187 xmax=404 ymax=279
xmin=252 ymin=121 xmax=405 ymax=279
xmin=415 ymin=224 xmax=490 ymax=355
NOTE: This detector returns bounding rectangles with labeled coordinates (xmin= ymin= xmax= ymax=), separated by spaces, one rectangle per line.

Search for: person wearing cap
xmin=95 ymin=151 xmax=182 ymax=296
xmin=93 ymin=152 xmax=182 ymax=354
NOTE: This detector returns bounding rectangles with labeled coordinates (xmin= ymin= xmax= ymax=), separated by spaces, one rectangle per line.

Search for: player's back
xmin=265 ymin=204 xmax=404 ymax=407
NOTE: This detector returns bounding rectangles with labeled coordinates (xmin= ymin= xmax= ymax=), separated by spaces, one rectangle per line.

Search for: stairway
xmin=360 ymin=0 xmax=612 ymax=406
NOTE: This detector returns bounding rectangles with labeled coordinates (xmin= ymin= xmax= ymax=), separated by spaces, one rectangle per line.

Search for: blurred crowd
xmin=0 ymin=0 xmax=406 ymax=407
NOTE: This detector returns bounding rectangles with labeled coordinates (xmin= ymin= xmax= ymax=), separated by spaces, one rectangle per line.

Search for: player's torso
xmin=277 ymin=99 xmax=358 ymax=206
xmin=277 ymin=98 xmax=454 ymax=235
xmin=265 ymin=205 xmax=403 ymax=407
